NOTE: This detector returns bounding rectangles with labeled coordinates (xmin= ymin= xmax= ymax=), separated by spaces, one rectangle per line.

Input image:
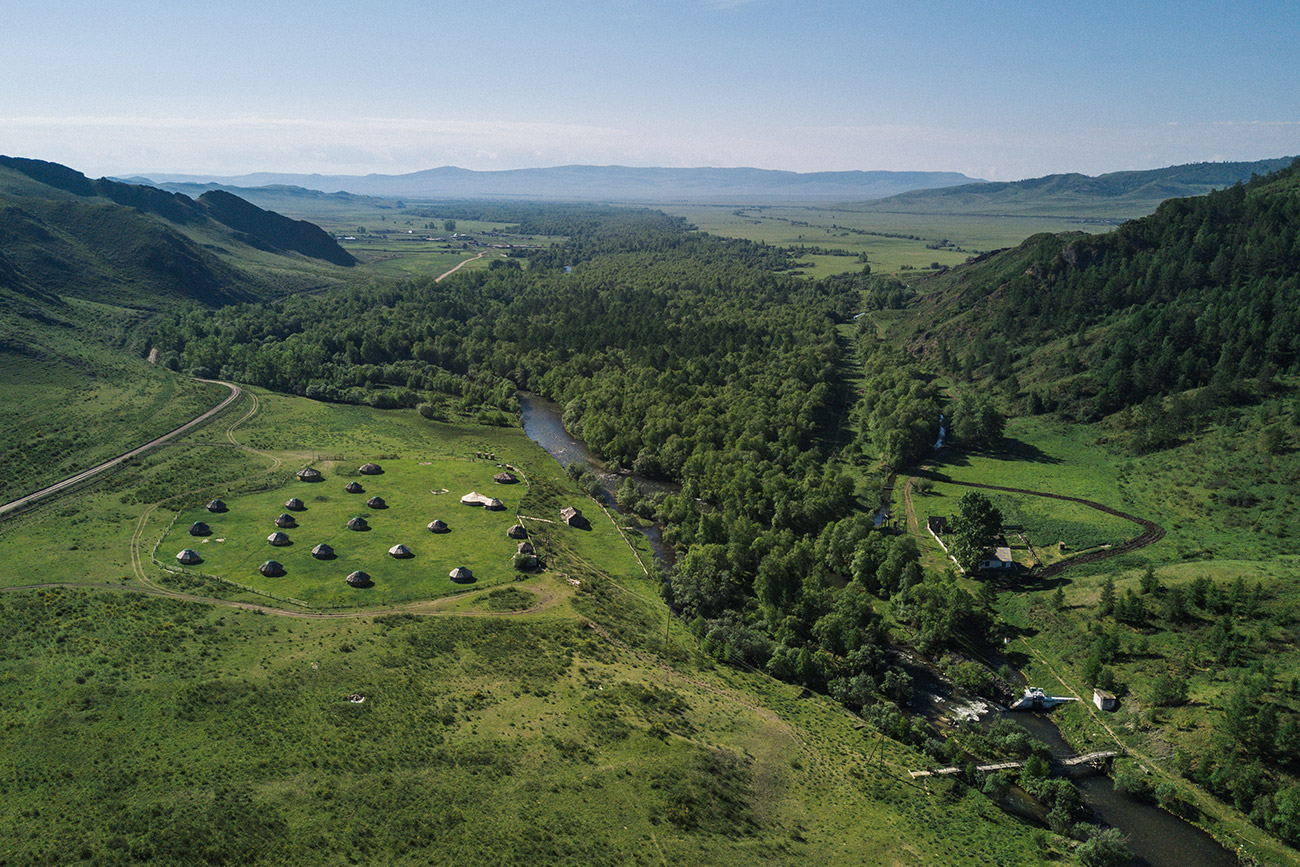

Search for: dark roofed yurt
xmin=297 ymin=467 xmax=322 ymax=482
xmin=312 ymin=543 xmax=335 ymax=559
xmin=367 ymin=496 xmax=387 ymax=509
xmin=494 ymin=471 xmax=518 ymax=484
xmin=516 ymin=541 xmax=536 ymax=555
xmin=267 ymin=531 xmax=291 ymax=546
xmin=274 ymin=513 xmax=297 ymax=528
xmin=359 ymin=463 xmax=383 ymax=475
xmin=506 ymin=524 xmax=528 ymax=539
xmin=206 ymin=499 xmax=227 ymax=513
xmin=345 ymin=570 xmax=372 ymax=588
xmin=260 ymin=560 xmax=284 ymax=576
xmin=285 ymin=497 xmax=306 ymax=511
xmin=189 ymin=521 xmax=211 ymax=536
xmin=449 ymin=566 xmax=474 ymax=583
xmin=388 ymin=544 xmax=413 ymax=559
xmin=427 ymin=519 xmax=449 ymax=533
xmin=346 ymin=516 xmax=369 ymax=531
xmin=345 ymin=481 xmax=364 ymax=494
xmin=176 ymin=549 xmax=202 ymax=565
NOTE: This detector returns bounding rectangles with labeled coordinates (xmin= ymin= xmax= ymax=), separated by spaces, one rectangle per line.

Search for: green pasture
xmin=163 ymin=459 xmax=528 ymax=608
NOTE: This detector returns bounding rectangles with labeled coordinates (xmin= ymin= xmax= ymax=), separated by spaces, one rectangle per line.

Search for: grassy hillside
xmin=0 ymin=388 xmax=1060 ymax=866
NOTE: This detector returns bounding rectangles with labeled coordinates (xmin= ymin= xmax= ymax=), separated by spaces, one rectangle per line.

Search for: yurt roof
xmin=189 ymin=521 xmax=211 ymax=535
xmin=345 ymin=481 xmax=364 ymax=493
xmin=346 ymin=570 xmax=371 ymax=586
xmin=428 ymin=519 xmax=448 ymax=532
xmin=507 ymin=524 xmax=528 ymax=539
xmin=205 ymin=499 xmax=227 ymax=512
xmin=449 ymin=566 xmax=473 ymax=581
xmin=494 ymin=471 xmax=518 ymax=483
xmin=359 ymin=463 xmax=383 ymax=475
xmin=388 ymin=544 xmax=413 ymax=557
xmin=285 ymin=498 xmax=305 ymax=510
xmin=312 ymin=543 xmax=335 ymax=558
xmin=517 ymin=541 xmax=535 ymax=554
xmin=346 ymin=516 xmax=369 ymax=530
xmin=367 ymin=496 xmax=386 ymax=508
xmin=297 ymin=467 xmax=322 ymax=480
xmin=274 ymin=513 xmax=296 ymax=527
xmin=267 ymin=532 xmax=291 ymax=545
xmin=260 ymin=560 xmax=284 ymax=575
xmin=176 ymin=549 xmax=201 ymax=564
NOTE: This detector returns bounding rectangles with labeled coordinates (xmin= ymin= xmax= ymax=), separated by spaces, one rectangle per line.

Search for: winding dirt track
xmin=0 ymin=378 xmax=242 ymax=519
xmin=924 ymin=474 xmax=1166 ymax=578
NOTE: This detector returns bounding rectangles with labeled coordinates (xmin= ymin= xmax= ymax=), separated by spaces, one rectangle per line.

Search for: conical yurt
xmin=346 ymin=516 xmax=369 ymax=531
xmin=516 ymin=541 xmax=535 ymax=555
xmin=388 ymin=544 xmax=413 ymax=559
xmin=260 ymin=560 xmax=284 ymax=576
xmin=312 ymin=543 xmax=335 ymax=559
xmin=506 ymin=524 xmax=528 ymax=539
xmin=427 ymin=519 xmax=449 ymax=533
xmin=345 ymin=481 xmax=364 ymax=494
xmin=267 ymin=531 xmax=291 ymax=546
xmin=367 ymin=496 xmax=386 ymax=509
xmin=205 ymin=499 xmax=227 ymax=513
xmin=189 ymin=521 xmax=211 ymax=536
xmin=359 ymin=463 xmax=383 ymax=475
xmin=494 ymin=471 xmax=518 ymax=484
xmin=345 ymin=570 xmax=372 ymax=587
xmin=274 ymin=513 xmax=297 ymax=528
xmin=449 ymin=566 xmax=473 ymax=583
xmin=284 ymin=497 xmax=306 ymax=511
xmin=297 ymin=467 xmax=322 ymax=482
xmin=176 ymin=549 xmax=202 ymax=565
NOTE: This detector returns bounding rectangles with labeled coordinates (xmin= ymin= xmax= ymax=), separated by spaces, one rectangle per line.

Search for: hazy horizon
xmin=3 ymin=1 xmax=1297 ymax=182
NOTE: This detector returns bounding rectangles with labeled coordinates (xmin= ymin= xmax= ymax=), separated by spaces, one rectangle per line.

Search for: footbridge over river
xmin=908 ymin=750 xmax=1118 ymax=779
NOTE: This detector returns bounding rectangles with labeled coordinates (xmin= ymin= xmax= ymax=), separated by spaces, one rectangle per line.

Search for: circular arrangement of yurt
xmin=388 ymin=544 xmax=413 ymax=559
xmin=312 ymin=543 xmax=335 ymax=559
xmin=494 ymin=471 xmax=518 ymax=484
xmin=367 ymin=496 xmax=387 ymax=509
xmin=427 ymin=519 xmax=449 ymax=533
xmin=449 ymin=566 xmax=474 ymax=583
xmin=345 ymin=570 xmax=372 ymax=588
xmin=297 ymin=467 xmax=322 ymax=482
xmin=506 ymin=524 xmax=528 ymax=539
xmin=359 ymin=463 xmax=383 ymax=475
xmin=189 ymin=521 xmax=211 ymax=536
xmin=284 ymin=497 xmax=306 ymax=511
xmin=176 ymin=549 xmax=202 ymax=565
xmin=260 ymin=560 xmax=284 ymax=576
xmin=274 ymin=513 xmax=297 ymax=528
xmin=205 ymin=499 xmax=227 ymax=513
xmin=344 ymin=481 xmax=364 ymax=494
xmin=267 ymin=531 xmax=291 ymax=546
xmin=346 ymin=516 xmax=369 ymax=531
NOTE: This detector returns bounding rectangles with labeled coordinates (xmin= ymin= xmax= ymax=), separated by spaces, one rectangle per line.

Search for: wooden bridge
xmin=908 ymin=750 xmax=1116 ymax=779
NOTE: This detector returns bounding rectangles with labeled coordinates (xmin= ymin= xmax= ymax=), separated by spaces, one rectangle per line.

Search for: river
xmin=517 ymin=392 xmax=677 ymax=568
xmin=517 ymin=394 xmax=1239 ymax=865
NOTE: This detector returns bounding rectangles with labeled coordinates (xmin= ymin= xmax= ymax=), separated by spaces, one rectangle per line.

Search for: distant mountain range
xmin=128 ymin=165 xmax=984 ymax=203
xmin=857 ymin=157 xmax=1298 ymax=219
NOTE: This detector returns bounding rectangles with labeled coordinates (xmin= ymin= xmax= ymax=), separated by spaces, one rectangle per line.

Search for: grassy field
xmin=666 ymin=204 xmax=1116 ymax=277
xmin=0 ymin=381 xmax=1069 ymax=865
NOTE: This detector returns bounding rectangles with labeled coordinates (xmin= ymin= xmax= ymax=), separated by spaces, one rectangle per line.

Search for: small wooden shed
xmin=1093 ymin=689 xmax=1119 ymax=712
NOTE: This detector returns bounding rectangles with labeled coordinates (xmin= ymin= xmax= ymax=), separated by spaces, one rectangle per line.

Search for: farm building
xmin=346 ymin=516 xmax=369 ymax=531
xmin=460 ymin=491 xmax=504 ymax=510
xmin=176 ymin=549 xmax=201 ymax=565
xmin=449 ymin=566 xmax=473 ymax=583
xmin=494 ymin=471 xmax=518 ymax=484
xmin=427 ymin=519 xmax=449 ymax=533
xmin=205 ymin=499 xmax=227 ymax=513
xmin=1093 ymin=689 xmax=1119 ymax=712
xmin=388 ymin=544 xmax=413 ymax=558
xmin=312 ymin=543 xmax=335 ymax=559
xmin=561 ymin=506 xmax=587 ymax=527
xmin=297 ymin=467 xmax=322 ymax=482
xmin=367 ymin=496 xmax=387 ymax=509
xmin=274 ymin=513 xmax=297 ymax=528
xmin=189 ymin=521 xmax=211 ymax=536
xmin=284 ymin=497 xmax=305 ymax=511
xmin=345 ymin=570 xmax=372 ymax=587
xmin=260 ymin=560 xmax=284 ymax=576
xmin=926 ymin=515 xmax=948 ymax=535
xmin=345 ymin=481 xmax=364 ymax=494
xmin=267 ymin=532 xmax=291 ymax=546
xmin=507 ymin=524 xmax=528 ymax=539
xmin=359 ymin=463 xmax=384 ymax=475
xmin=980 ymin=547 xmax=1016 ymax=571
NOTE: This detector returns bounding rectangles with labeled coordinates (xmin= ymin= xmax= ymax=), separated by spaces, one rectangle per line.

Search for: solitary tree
xmin=948 ymin=491 xmax=1003 ymax=574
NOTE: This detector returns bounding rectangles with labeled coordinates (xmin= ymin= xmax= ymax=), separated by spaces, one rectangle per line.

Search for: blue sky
xmin=2 ymin=0 xmax=1297 ymax=180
